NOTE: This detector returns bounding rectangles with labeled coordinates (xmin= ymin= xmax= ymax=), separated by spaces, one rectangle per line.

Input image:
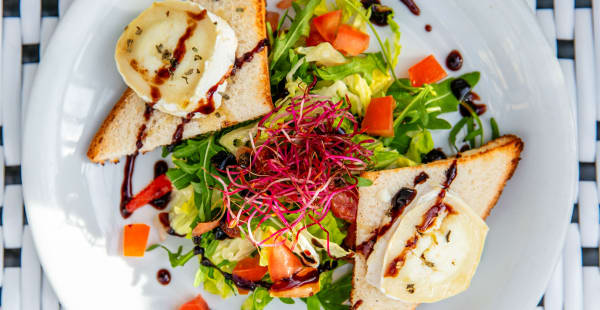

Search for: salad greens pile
xmin=148 ymin=0 xmax=500 ymax=309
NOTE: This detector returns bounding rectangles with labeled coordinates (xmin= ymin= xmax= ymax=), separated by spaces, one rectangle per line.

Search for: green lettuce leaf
xmin=405 ymin=130 xmax=434 ymax=163
xmin=270 ymin=0 xmax=321 ymax=70
xmin=316 ymin=53 xmax=386 ymax=84
xmin=296 ymin=43 xmax=348 ymax=67
xmin=307 ymin=212 xmax=347 ymax=245
xmin=168 ymin=186 xmax=196 ymax=235
xmin=242 ymin=287 xmax=273 ymax=310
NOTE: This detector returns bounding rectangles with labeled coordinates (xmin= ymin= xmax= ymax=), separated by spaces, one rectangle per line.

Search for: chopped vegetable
xmin=125 ymin=174 xmax=172 ymax=214
xmin=277 ymin=0 xmax=293 ymax=10
xmin=296 ymin=42 xmax=347 ymax=66
xmin=123 ymin=224 xmax=150 ymax=257
xmin=179 ymin=294 xmax=209 ymax=310
xmin=306 ymin=24 xmax=327 ymax=46
xmin=270 ymin=0 xmax=321 ymax=70
xmin=266 ymin=11 xmax=280 ymax=30
xmin=362 ymin=96 xmax=396 ymax=137
xmin=267 ymin=244 xmax=304 ymax=281
xmin=312 ymin=10 xmax=342 ymax=42
xmin=332 ymin=24 xmax=370 ymax=56
xmin=234 ymin=256 xmax=268 ymax=282
xmin=330 ymin=189 xmax=358 ymax=222
xmin=242 ymin=287 xmax=274 ymax=310
xmin=408 ymin=55 xmax=448 ymax=87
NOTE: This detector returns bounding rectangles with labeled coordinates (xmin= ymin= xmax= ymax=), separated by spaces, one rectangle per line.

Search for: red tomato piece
xmin=330 ymin=189 xmax=358 ymax=222
xmin=233 ymin=256 xmax=268 ymax=282
xmin=123 ymin=224 xmax=150 ymax=257
xmin=361 ymin=96 xmax=396 ymax=137
xmin=408 ymin=54 xmax=448 ymax=87
xmin=179 ymin=294 xmax=209 ymax=310
xmin=266 ymin=11 xmax=280 ymax=30
xmin=276 ymin=0 xmax=293 ymax=9
xmin=267 ymin=244 xmax=304 ymax=281
xmin=312 ymin=10 xmax=342 ymax=42
xmin=125 ymin=174 xmax=172 ymax=214
xmin=332 ymin=24 xmax=370 ymax=56
xmin=306 ymin=25 xmax=327 ymax=47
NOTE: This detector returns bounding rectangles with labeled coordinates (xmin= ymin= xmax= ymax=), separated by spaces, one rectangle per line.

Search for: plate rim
xmin=22 ymin=0 xmax=577 ymax=308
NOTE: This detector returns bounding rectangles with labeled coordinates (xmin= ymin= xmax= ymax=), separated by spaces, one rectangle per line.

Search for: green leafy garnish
xmin=166 ymin=135 xmax=224 ymax=224
xmin=146 ymin=244 xmax=197 ymax=268
xmin=270 ymin=0 xmax=321 ymax=71
xmin=356 ymin=177 xmax=373 ymax=187
xmin=316 ymin=53 xmax=386 ymax=84
xmin=490 ymin=117 xmax=500 ymax=139
xmin=314 ymin=270 xmax=353 ymax=310
xmin=242 ymin=287 xmax=274 ymax=310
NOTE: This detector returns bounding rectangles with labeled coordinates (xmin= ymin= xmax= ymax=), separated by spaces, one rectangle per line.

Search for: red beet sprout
xmin=218 ymin=92 xmax=373 ymax=256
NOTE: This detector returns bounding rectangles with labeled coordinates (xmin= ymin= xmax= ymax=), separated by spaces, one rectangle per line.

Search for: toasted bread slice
xmin=87 ymin=0 xmax=272 ymax=163
xmin=351 ymin=135 xmax=524 ymax=310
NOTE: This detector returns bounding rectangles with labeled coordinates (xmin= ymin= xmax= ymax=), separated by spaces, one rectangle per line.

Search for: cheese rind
xmin=114 ymin=0 xmax=237 ymax=118
xmin=366 ymin=189 xmax=489 ymax=303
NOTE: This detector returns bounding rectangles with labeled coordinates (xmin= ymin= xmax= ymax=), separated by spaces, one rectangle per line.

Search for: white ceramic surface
xmin=23 ymin=0 xmax=576 ymax=309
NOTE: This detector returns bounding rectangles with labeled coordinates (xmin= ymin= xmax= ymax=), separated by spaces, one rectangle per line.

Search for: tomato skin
xmin=312 ymin=10 xmax=342 ymax=42
xmin=267 ymin=244 xmax=304 ymax=281
xmin=361 ymin=96 xmax=396 ymax=137
xmin=332 ymin=25 xmax=370 ymax=56
xmin=276 ymin=0 xmax=293 ymax=9
xmin=125 ymin=174 xmax=172 ymax=214
xmin=306 ymin=24 xmax=327 ymax=47
xmin=179 ymin=294 xmax=209 ymax=310
xmin=266 ymin=11 xmax=280 ymax=30
xmin=408 ymin=54 xmax=448 ymax=87
xmin=233 ymin=256 xmax=268 ymax=282
xmin=330 ymin=190 xmax=358 ymax=222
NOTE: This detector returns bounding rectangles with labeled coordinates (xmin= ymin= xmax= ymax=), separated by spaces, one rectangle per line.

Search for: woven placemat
xmin=1 ymin=0 xmax=598 ymax=309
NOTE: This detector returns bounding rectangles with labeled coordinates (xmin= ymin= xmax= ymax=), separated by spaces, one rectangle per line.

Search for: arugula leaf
xmin=449 ymin=117 xmax=468 ymax=152
xmin=316 ymin=53 xmax=386 ymax=84
xmin=270 ymin=0 xmax=321 ymax=70
xmin=146 ymin=244 xmax=197 ymax=268
xmin=460 ymin=102 xmax=485 ymax=147
xmin=460 ymin=71 xmax=481 ymax=88
xmin=464 ymin=128 xmax=483 ymax=142
xmin=166 ymin=168 xmax=194 ymax=190
xmin=490 ymin=117 xmax=500 ymax=139
xmin=466 ymin=117 xmax=476 ymax=148
xmin=316 ymin=271 xmax=353 ymax=310
xmin=167 ymin=135 xmax=225 ymax=223
xmin=279 ymin=298 xmax=295 ymax=304
xmin=425 ymin=114 xmax=452 ymax=130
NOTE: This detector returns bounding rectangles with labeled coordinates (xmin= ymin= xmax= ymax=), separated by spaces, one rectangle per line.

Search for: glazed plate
xmin=23 ymin=0 xmax=576 ymax=309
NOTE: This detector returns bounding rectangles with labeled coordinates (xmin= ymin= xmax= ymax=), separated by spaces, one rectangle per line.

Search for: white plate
xmin=23 ymin=0 xmax=576 ymax=309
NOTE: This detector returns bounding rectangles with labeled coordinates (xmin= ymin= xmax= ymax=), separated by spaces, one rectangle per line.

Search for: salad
xmin=122 ymin=0 xmax=499 ymax=309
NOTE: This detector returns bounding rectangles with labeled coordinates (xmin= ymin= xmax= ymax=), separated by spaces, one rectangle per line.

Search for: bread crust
xmin=87 ymin=0 xmax=272 ymax=163
xmin=351 ymin=135 xmax=523 ymax=310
